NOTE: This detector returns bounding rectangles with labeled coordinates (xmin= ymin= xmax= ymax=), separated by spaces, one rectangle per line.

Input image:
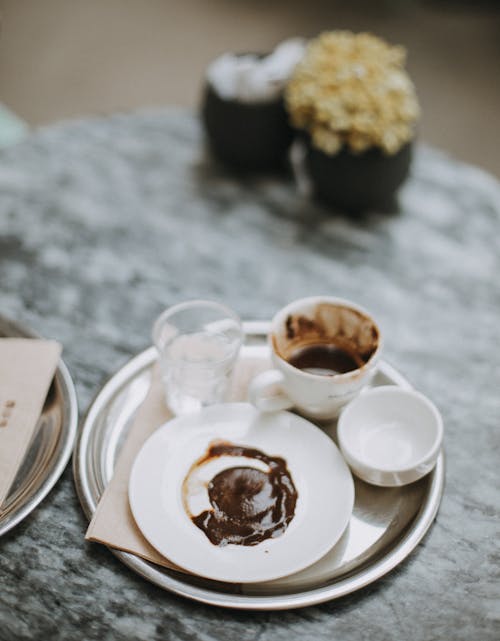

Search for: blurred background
xmin=0 ymin=0 xmax=498 ymax=176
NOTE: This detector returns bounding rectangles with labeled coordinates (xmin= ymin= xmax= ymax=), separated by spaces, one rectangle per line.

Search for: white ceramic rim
xmin=337 ymin=386 xmax=444 ymax=474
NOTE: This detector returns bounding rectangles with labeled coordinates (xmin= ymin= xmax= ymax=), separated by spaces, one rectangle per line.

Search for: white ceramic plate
xmin=129 ymin=403 xmax=354 ymax=583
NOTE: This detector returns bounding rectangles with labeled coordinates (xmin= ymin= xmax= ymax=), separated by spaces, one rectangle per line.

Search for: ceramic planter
xmin=304 ymin=138 xmax=413 ymax=213
xmin=201 ymin=84 xmax=294 ymax=172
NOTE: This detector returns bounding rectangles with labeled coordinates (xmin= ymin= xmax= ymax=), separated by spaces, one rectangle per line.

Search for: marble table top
xmin=0 ymin=109 xmax=498 ymax=640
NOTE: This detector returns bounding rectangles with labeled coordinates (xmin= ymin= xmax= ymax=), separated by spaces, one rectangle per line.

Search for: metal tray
xmin=74 ymin=321 xmax=444 ymax=610
xmin=0 ymin=315 xmax=78 ymax=536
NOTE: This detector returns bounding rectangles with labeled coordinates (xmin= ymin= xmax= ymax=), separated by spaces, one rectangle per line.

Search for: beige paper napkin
xmin=0 ymin=338 xmax=62 ymax=508
xmin=85 ymin=356 xmax=271 ymax=571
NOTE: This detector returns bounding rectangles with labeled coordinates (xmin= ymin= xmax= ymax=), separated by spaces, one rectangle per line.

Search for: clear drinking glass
xmin=152 ymin=300 xmax=244 ymax=415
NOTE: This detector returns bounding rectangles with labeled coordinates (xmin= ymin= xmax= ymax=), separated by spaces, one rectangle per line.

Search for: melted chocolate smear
xmin=190 ymin=443 xmax=297 ymax=547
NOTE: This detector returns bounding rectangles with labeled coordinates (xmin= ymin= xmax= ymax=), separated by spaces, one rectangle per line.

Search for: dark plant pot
xmin=201 ymin=83 xmax=294 ymax=172
xmin=304 ymin=138 xmax=413 ymax=213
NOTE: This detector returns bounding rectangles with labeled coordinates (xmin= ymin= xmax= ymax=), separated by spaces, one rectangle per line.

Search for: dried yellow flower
xmin=285 ymin=31 xmax=420 ymax=155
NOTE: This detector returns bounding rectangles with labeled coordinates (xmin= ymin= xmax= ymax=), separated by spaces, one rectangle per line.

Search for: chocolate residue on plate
xmin=185 ymin=442 xmax=298 ymax=547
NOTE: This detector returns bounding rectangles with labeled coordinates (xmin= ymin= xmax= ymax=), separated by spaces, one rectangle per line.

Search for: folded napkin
xmin=85 ymin=355 xmax=271 ymax=571
xmin=0 ymin=338 xmax=62 ymax=508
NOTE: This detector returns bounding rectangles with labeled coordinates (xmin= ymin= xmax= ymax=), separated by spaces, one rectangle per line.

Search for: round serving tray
xmin=0 ymin=315 xmax=78 ymax=536
xmin=74 ymin=321 xmax=444 ymax=610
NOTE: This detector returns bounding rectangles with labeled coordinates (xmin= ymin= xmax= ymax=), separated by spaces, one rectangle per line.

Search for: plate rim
xmin=0 ymin=315 xmax=79 ymax=536
xmin=73 ymin=321 xmax=445 ymax=610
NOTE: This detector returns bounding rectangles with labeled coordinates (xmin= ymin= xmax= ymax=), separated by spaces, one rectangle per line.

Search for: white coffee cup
xmin=249 ymin=296 xmax=382 ymax=420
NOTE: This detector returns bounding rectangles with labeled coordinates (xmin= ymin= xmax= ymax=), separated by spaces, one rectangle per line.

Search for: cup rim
xmin=269 ymin=296 xmax=383 ymax=381
xmin=152 ymin=299 xmax=244 ymax=364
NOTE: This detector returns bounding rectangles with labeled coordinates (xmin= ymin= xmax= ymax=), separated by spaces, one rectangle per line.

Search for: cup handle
xmin=248 ymin=369 xmax=294 ymax=412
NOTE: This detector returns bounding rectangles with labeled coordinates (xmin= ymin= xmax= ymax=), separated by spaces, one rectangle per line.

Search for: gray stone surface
xmin=0 ymin=109 xmax=498 ymax=640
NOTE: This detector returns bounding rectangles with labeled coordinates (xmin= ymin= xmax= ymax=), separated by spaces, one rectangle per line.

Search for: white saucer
xmin=129 ymin=403 xmax=354 ymax=583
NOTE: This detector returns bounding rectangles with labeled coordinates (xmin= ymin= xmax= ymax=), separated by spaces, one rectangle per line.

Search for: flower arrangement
xmin=285 ymin=31 xmax=420 ymax=156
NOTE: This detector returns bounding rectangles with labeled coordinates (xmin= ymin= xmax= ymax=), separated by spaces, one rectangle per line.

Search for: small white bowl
xmin=337 ymin=386 xmax=443 ymax=487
